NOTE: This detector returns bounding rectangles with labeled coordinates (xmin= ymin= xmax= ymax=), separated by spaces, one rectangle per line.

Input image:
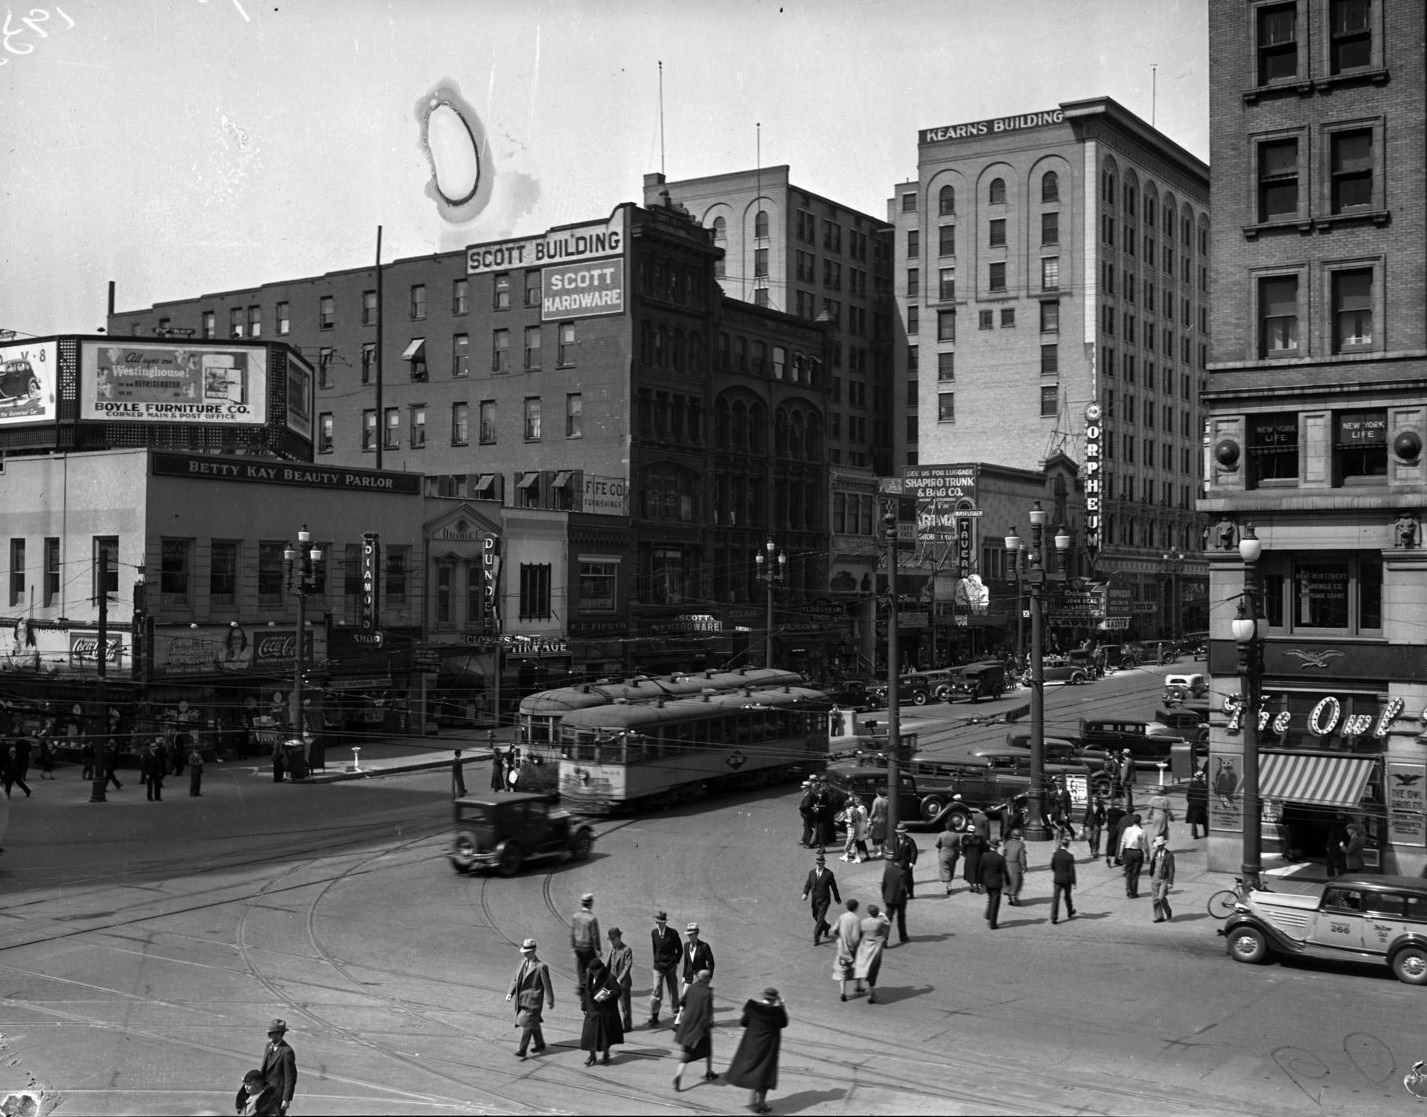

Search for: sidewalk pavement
xmin=298 ymin=722 xmax=520 ymax=783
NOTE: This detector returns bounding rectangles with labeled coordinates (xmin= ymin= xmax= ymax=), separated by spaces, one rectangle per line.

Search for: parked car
xmin=825 ymin=679 xmax=877 ymax=711
xmin=1003 ymin=731 xmax=1113 ymax=769
xmin=449 ymin=791 xmax=594 ymax=877
xmin=1163 ymin=672 xmax=1208 ymax=700
xmin=867 ymin=676 xmax=933 ymax=707
xmin=1036 ymin=656 xmax=1093 ymax=686
xmin=1221 ymin=875 xmax=1427 ymax=985
xmin=1155 ymin=706 xmax=1211 ymax=743
xmin=826 ymin=752 xmax=1055 ymax=829
xmin=1079 ymin=718 xmax=1189 ymax=769
xmin=936 ymin=660 xmax=1008 ymax=703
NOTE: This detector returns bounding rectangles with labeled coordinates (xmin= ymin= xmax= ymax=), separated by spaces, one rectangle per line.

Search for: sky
xmin=0 ymin=0 xmax=1208 ymax=339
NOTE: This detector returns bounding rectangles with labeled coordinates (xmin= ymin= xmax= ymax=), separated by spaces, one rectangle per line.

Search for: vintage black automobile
xmin=449 ymin=791 xmax=594 ymax=877
xmin=1221 ymin=875 xmax=1427 ymax=985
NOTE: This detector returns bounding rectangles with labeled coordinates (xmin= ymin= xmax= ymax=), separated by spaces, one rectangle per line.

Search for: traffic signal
xmin=882 ymin=510 xmax=899 ymax=542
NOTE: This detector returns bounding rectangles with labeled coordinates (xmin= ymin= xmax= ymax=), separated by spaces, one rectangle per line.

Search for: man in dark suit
xmin=680 ymin=922 xmax=714 ymax=997
xmin=648 ymin=911 xmax=682 ymax=1026
xmin=978 ymin=838 xmax=1009 ymax=929
xmin=801 ymin=851 xmax=841 ymax=944
xmin=139 ymin=741 xmax=165 ymax=802
xmin=451 ymin=749 xmax=467 ymax=798
xmin=506 ymin=938 xmax=554 ymax=1059
xmin=1050 ymin=835 xmax=1078 ymax=924
xmin=880 ymin=856 xmax=912 ymax=944
xmin=892 ymin=823 xmax=920 ymax=897
xmin=260 ymin=1018 xmax=298 ymax=1113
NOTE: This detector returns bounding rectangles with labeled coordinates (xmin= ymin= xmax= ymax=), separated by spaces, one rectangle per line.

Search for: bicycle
xmin=1207 ymin=876 xmax=1260 ymax=919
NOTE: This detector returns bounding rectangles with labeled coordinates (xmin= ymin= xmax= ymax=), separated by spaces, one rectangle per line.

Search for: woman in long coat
xmin=725 ymin=988 xmax=789 ymax=1115
xmin=672 ymin=969 xmax=716 ymax=1091
xmin=961 ymin=829 xmax=985 ymax=894
xmin=579 ymin=957 xmax=625 ymax=1066
xmin=853 ymin=903 xmax=891 ymax=1003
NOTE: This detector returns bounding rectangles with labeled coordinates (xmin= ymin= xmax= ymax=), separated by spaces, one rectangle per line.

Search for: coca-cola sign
xmin=69 ymin=633 xmax=123 ymax=667
xmin=255 ymin=632 xmax=299 ymax=662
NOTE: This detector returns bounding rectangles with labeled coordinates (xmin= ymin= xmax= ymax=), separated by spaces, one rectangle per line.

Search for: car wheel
xmin=451 ymin=829 xmax=479 ymax=873
xmin=571 ymin=828 xmax=593 ymax=862
xmin=919 ymin=795 xmax=946 ymax=823
xmin=497 ymin=841 xmax=524 ymax=878
xmin=969 ymin=686 xmax=981 ymax=704
xmin=1070 ymin=670 xmax=1087 ymax=685
xmin=944 ymin=808 xmax=971 ymax=831
xmin=1227 ymin=925 xmax=1268 ymax=964
xmin=1091 ymin=773 xmax=1114 ymax=799
xmin=1392 ymin=945 xmax=1427 ymax=985
xmin=913 ymin=691 xmax=928 ymax=706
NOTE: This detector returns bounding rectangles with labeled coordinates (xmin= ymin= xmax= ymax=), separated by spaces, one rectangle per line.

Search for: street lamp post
xmin=881 ymin=506 xmax=902 ymax=841
xmin=1232 ymin=523 xmax=1263 ymax=891
xmin=1011 ymin=543 xmax=1025 ymax=668
xmin=754 ymin=540 xmax=786 ymax=669
xmin=1005 ymin=503 xmax=1070 ymax=842
xmin=1162 ymin=549 xmax=1186 ymax=643
xmin=284 ymin=526 xmax=324 ymax=751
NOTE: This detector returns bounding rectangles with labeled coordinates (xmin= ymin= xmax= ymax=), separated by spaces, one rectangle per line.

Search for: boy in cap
xmin=235 ymin=1068 xmax=281 ymax=1116
xmin=259 ymin=1018 xmax=297 ymax=1114
xmin=506 ymin=937 xmax=554 ymax=1058
xmin=649 ymin=911 xmax=682 ymax=1026
xmin=801 ymin=849 xmax=841 ymax=944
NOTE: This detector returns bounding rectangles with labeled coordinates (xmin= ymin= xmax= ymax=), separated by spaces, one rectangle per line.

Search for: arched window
xmin=1041 ymin=172 xmax=1059 ymax=203
xmin=988 ymin=178 xmax=1006 ymax=205
xmin=938 ymin=185 xmax=956 ymax=215
xmin=788 ymin=412 xmax=805 ymax=460
xmin=731 ymin=401 xmax=748 ymax=452
xmin=673 ymin=329 xmax=685 ymax=371
xmin=712 ymin=216 xmax=727 ymax=241
xmin=755 ymin=210 xmax=769 ymax=238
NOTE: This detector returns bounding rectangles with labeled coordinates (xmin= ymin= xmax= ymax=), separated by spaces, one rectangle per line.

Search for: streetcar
xmin=555 ymin=685 xmax=830 ymax=814
xmin=517 ymin=667 xmax=806 ymax=759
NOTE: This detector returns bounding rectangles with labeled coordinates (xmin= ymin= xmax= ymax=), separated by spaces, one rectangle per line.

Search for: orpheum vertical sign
xmin=360 ymin=532 xmax=381 ymax=632
xmin=1083 ymin=403 xmax=1104 ymax=561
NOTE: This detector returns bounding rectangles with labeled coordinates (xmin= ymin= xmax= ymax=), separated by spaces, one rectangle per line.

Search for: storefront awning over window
xmin=516 ymin=472 xmax=540 ymax=490
xmin=1260 ymin=752 xmax=1377 ymax=808
xmin=472 ymin=474 xmax=496 ymax=496
xmin=401 ymin=338 xmax=426 ymax=360
xmin=552 ymin=470 xmax=573 ymax=488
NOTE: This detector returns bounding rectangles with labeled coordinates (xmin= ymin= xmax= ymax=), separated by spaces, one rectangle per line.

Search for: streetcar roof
xmin=556 ymin=686 xmax=829 ymax=731
xmin=519 ymin=667 xmax=806 ymax=714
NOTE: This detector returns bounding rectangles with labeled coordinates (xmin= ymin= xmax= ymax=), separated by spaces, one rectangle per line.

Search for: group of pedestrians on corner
xmin=231 ymin=1017 xmax=297 ymax=1116
xmin=506 ymin=894 xmax=787 ymax=1113
xmin=137 ymin=736 xmax=206 ymax=800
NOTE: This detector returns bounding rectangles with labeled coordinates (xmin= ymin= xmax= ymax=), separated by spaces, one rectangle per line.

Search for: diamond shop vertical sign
xmin=361 ymin=532 xmax=381 ymax=632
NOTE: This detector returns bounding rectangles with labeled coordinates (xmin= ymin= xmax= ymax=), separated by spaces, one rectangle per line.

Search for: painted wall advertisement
xmin=0 ymin=339 xmax=58 ymax=425
xmin=1388 ymin=761 xmax=1427 ymax=846
xmin=285 ymin=353 xmax=314 ymax=440
xmin=150 ymin=624 xmax=322 ymax=677
xmin=582 ymin=474 xmax=628 ymax=516
xmin=80 ymin=341 xmax=267 ymax=425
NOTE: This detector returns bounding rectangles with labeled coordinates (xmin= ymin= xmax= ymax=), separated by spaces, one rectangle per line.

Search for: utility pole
xmin=882 ymin=504 xmax=902 ymax=840
xmin=89 ymin=548 xmax=109 ymax=804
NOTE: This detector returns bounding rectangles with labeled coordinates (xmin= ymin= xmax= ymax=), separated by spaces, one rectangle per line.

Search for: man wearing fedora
xmin=648 ymin=911 xmax=682 ymax=1027
xmin=680 ymin=922 xmax=715 ymax=999
xmin=570 ymin=892 xmax=601 ymax=1012
xmin=892 ymin=822 xmax=920 ymax=897
xmin=259 ymin=1018 xmax=297 ymax=1114
xmin=801 ymin=849 xmax=841 ymax=945
xmin=506 ymin=937 xmax=555 ymax=1059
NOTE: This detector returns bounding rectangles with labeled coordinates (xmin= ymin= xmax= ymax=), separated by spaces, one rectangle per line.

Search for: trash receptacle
xmin=308 ymin=734 xmax=326 ymax=772
xmin=1170 ymin=741 xmax=1195 ymax=782
xmin=283 ymin=739 xmax=309 ymax=781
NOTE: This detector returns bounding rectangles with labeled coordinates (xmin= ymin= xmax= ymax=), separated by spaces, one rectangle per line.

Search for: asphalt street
xmin=0 ymin=668 xmax=1422 ymax=1116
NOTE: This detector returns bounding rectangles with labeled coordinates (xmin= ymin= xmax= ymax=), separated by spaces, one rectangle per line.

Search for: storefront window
xmin=1248 ymin=413 xmax=1298 ymax=486
xmin=1335 ymin=409 xmax=1387 ymax=484
xmin=1274 ymin=552 xmax=1382 ymax=635
xmin=579 ymin=561 xmax=618 ymax=613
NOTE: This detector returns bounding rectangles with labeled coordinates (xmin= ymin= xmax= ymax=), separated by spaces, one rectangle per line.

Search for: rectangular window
xmin=566 ymin=392 xmax=583 ymax=437
xmin=1259 ymin=275 xmax=1299 ymax=356
xmin=493 ymin=272 xmax=511 ymax=310
xmin=937 ymin=352 xmax=955 ymax=382
xmin=524 ymin=269 xmax=541 ymax=307
xmin=492 ymin=329 xmax=509 ymax=372
xmin=1288 ymin=554 xmax=1380 ymax=633
xmin=317 ymin=347 xmax=334 ymax=389
xmin=523 ymin=396 xmax=542 ymax=441
xmin=1330 ymin=129 xmax=1373 ymax=213
xmin=257 ymin=541 xmax=285 ymax=605
xmin=7 ymin=538 xmax=23 ymax=606
xmin=1040 ymin=344 xmax=1058 ymax=374
xmin=907 ymin=268 xmax=920 ymax=297
xmin=989 ymin=262 xmax=1006 ymax=292
xmin=519 ymin=563 xmax=553 ymax=620
xmin=360 ymin=342 xmax=375 ymax=384
xmin=362 ymin=409 xmax=377 ymax=451
xmin=1040 ymin=211 xmax=1059 ymax=245
xmin=384 ymin=407 xmax=400 ymax=450
xmin=937 ymin=392 xmax=955 ymax=422
xmin=276 ymin=302 xmax=290 ymax=336
xmin=42 ymin=536 xmax=59 ymax=606
xmin=318 ymin=412 xmax=333 ymax=453
xmin=159 ymin=538 xmax=190 ymax=604
xmin=938 ymin=268 xmax=955 ymax=301
xmin=1041 ymin=256 xmax=1060 ymax=290
xmin=452 ymin=277 xmax=469 ymax=315
xmin=937 ymin=309 xmax=956 ymax=342
xmin=479 ymin=400 xmax=496 ymax=444
xmin=410 ymin=405 xmax=426 ymax=448
xmin=907 ymin=230 xmax=919 ymax=258
xmin=756 ymin=248 xmax=770 ymax=278
xmin=524 ymin=325 xmax=542 ymax=370
xmin=409 ymin=284 xmax=426 ymax=320
xmin=1040 ymin=301 xmax=1060 ymax=333
xmin=979 ymin=310 xmax=993 ymax=330
xmin=202 ymin=310 xmax=216 ymax=338
xmin=451 ymin=332 xmax=469 ymax=377
xmin=1000 ymin=308 xmax=1015 ymax=327
xmin=1040 ymin=385 xmax=1059 ymax=416
xmin=1335 ymin=408 xmax=1387 ymax=482
xmin=229 ymin=308 xmax=244 ymax=338
xmin=938 ymin=225 xmax=956 ymax=256
xmin=449 ymin=402 xmax=469 ymax=446
xmin=1249 ymin=412 xmax=1299 ymax=485
xmin=988 ymin=219 xmax=1006 ymax=248
xmin=558 ymin=321 xmax=576 ymax=366
xmin=1258 ymin=3 xmax=1297 ymax=83
xmin=385 ymin=545 xmax=409 ymax=605
xmin=319 ymin=296 xmax=334 ymax=329
xmin=200 ymin=541 xmax=239 ymax=613
xmin=579 ymin=560 xmax=618 ymax=613
xmin=247 ymin=305 xmax=261 ymax=337
xmin=363 ymin=289 xmax=378 ymax=325
xmin=1330 ymin=0 xmax=1371 ymax=73
xmin=1332 ymin=268 xmax=1373 ymax=351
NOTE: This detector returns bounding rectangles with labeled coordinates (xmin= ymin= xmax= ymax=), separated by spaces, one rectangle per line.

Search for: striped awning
xmin=1259 ymin=752 xmax=1376 ymax=808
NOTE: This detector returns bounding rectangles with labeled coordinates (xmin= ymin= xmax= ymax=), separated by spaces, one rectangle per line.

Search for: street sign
xmin=952 ymin=509 xmax=984 ymax=518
